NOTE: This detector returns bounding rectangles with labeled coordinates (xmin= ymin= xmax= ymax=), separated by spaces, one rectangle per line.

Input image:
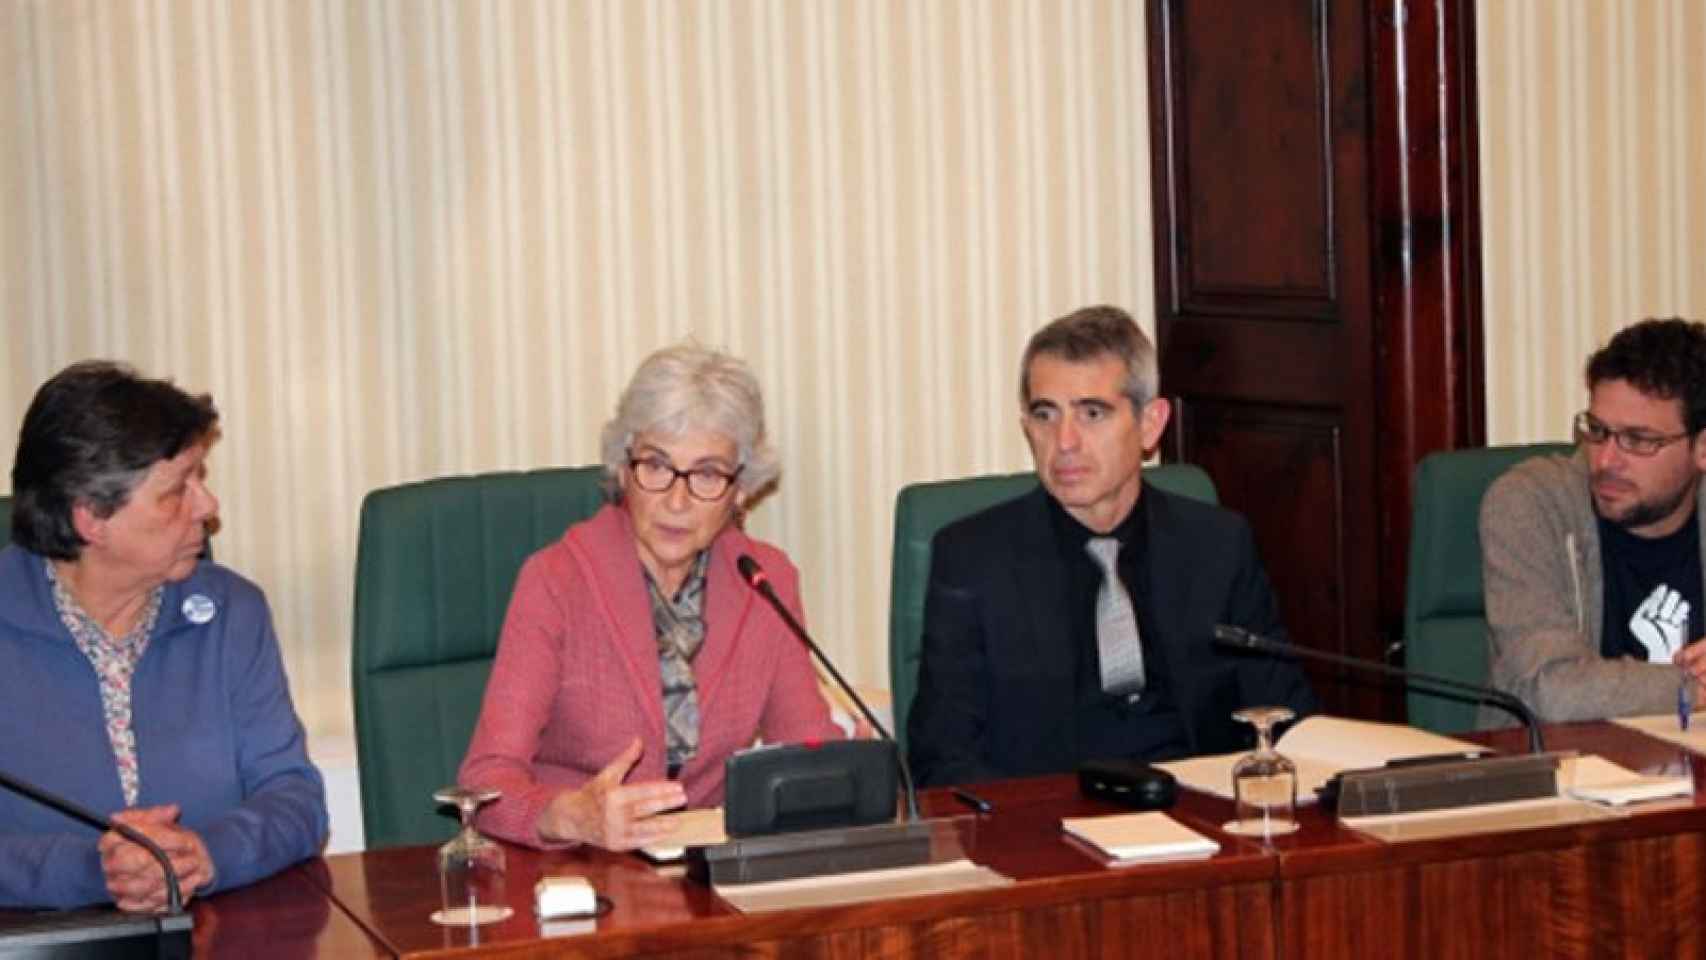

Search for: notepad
xmin=637 ymin=807 xmax=728 ymax=863
xmin=1060 ymin=812 xmax=1219 ymax=863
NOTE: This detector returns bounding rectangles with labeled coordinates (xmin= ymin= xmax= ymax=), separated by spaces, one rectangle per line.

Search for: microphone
xmin=737 ymin=554 xmax=922 ymax=821
xmin=1212 ymin=624 xmax=1546 ymax=754
xmin=0 ymin=769 xmax=187 ymax=916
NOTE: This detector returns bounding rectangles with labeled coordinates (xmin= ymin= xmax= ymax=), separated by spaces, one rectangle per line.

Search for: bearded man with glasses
xmin=1483 ymin=317 xmax=1706 ymax=724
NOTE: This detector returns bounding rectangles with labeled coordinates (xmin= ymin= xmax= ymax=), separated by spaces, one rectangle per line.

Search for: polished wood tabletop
xmin=0 ymin=859 xmax=388 ymax=959
xmin=301 ymin=721 xmax=1703 ymax=959
xmin=307 ymin=774 xmax=1278 ymax=958
xmin=15 ymin=721 xmax=1704 ymax=958
xmin=191 ymin=859 xmax=392 ymax=959
xmin=1277 ymin=721 xmax=1706 ymax=958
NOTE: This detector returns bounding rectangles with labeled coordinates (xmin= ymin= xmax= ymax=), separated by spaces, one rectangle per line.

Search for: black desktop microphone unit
xmin=736 ymin=554 xmax=923 ymax=821
xmin=0 ymin=769 xmax=193 ymax=959
xmin=1211 ymin=624 xmax=1546 ymax=754
xmin=685 ymin=556 xmax=933 ymax=885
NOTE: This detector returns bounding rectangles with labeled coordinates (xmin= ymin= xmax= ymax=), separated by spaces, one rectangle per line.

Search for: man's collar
xmin=1045 ymin=486 xmax=1148 ymax=554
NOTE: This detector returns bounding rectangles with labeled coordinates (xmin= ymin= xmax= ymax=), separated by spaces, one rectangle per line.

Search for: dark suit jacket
xmin=907 ymin=484 xmax=1318 ymax=787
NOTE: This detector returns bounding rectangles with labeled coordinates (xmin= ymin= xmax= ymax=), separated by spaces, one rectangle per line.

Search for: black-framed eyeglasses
xmin=626 ymin=450 xmax=743 ymax=501
xmin=1574 ymin=411 xmax=1693 ymax=457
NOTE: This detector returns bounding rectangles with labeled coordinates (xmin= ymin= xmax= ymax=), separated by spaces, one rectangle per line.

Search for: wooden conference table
xmin=59 ymin=721 xmax=1706 ymax=958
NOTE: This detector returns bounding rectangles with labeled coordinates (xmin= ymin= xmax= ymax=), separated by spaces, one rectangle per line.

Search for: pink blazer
xmin=459 ymin=503 xmax=841 ymax=847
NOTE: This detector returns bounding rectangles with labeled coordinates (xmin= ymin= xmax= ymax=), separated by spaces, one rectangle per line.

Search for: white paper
xmin=1565 ymin=754 xmax=1693 ymax=806
xmin=1059 ymin=811 xmax=1218 ymax=862
xmin=1156 ymin=715 xmax=1484 ymax=801
xmin=1611 ymin=712 xmax=1706 ymax=755
xmin=713 ymin=859 xmax=1011 ymax=914
xmin=1341 ymin=795 xmax=1621 ymax=843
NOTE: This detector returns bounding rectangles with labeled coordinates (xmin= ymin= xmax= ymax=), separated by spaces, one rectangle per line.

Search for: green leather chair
xmin=1404 ymin=442 xmax=1573 ymax=733
xmin=0 ymin=496 xmax=10 ymax=542
xmin=352 ymin=465 xmax=605 ymax=848
xmin=888 ymin=465 xmax=1218 ymax=755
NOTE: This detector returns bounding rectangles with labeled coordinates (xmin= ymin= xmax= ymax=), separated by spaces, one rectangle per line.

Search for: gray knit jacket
xmin=1480 ymin=451 xmax=1706 ymax=725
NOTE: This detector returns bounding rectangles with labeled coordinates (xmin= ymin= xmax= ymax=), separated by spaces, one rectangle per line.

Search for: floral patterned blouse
xmin=44 ymin=560 xmax=163 ymax=807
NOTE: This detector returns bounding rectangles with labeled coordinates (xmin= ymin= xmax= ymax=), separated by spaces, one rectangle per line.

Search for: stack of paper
xmin=1565 ymin=754 xmax=1694 ymax=806
xmin=1060 ymin=812 xmax=1219 ymax=863
xmin=1156 ymin=715 xmax=1485 ymax=802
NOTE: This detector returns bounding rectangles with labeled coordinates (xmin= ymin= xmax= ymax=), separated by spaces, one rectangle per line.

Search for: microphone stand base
xmin=1326 ymin=752 xmax=1564 ymax=817
xmin=0 ymin=908 xmax=191 ymax=959
xmin=687 ymin=820 xmax=936 ymax=886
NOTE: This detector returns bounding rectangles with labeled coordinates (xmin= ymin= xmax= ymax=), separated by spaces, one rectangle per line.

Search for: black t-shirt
xmin=1597 ymin=508 xmax=1704 ymax=662
xmin=1044 ymin=491 xmax=1189 ymax=763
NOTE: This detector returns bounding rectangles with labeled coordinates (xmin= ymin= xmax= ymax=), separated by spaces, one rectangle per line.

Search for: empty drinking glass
xmin=430 ymin=785 xmax=513 ymax=926
xmin=1222 ymin=706 xmax=1299 ymax=839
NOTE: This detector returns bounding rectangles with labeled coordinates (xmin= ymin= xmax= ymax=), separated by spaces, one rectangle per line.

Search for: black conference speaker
xmin=1078 ymin=759 xmax=1178 ymax=810
xmin=723 ymin=739 xmax=899 ymax=837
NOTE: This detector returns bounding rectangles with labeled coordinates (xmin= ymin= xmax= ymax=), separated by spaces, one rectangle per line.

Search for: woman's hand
xmin=536 ymin=738 xmax=687 ymax=850
xmin=99 ymin=804 xmax=215 ymax=913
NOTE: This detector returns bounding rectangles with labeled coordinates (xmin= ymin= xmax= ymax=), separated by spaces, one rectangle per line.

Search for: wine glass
xmin=430 ymin=786 xmax=513 ymax=927
xmin=1222 ymin=706 xmax=1299 ymax=839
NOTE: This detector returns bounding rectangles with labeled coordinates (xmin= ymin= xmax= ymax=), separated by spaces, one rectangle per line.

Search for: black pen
xmin=951 ymin=787 xmax=993 ymax=814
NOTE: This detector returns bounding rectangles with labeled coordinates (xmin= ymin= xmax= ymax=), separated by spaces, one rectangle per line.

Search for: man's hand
xmin=1672 ymin=638 xmax=1706 ymax=701
xmin=99 ymin=805 xmax=215 ymax=913
xmin=535 ymin=739 xmax=687 ymax=851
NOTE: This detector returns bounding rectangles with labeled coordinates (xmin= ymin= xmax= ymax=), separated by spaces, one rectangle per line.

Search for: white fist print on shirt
xmin=1630 ymin=584 xmax=1691 ymax=662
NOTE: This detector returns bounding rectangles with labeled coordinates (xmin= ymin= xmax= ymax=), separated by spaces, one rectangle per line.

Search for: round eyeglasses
xmin=1574 ymin=411 xmax=1693 ymax=457
xmin=627 ymin=452 xmax=742 ymax=501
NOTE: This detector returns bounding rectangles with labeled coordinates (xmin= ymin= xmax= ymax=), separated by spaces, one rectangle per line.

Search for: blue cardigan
xmin=0 ymin=544 xmax=328 ymax=908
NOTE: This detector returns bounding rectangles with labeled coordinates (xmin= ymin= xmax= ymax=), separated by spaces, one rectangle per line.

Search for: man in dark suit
xmin=907 ymin=305 xmax=1317 ymax=787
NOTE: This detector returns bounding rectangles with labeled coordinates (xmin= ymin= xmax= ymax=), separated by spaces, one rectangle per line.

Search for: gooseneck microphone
xmin=0 ymin=768 xmax=187 ymax=915
xmin=737 ymin=554 xmax=922 ymax=821
xmin=1212 ymin=624 xmax=1546 ymax=754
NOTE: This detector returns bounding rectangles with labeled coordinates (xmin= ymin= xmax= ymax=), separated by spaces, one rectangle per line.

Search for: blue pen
xmin=1680 ymin=675 xmax=1693 ymax=732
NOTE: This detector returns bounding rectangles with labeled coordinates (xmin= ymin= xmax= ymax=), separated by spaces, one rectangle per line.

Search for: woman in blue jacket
xmin=0 ymin=361 xmax=327 ymax=911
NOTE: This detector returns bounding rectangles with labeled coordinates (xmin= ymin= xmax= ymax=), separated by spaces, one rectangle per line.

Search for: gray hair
xmin=1019 ymin=304 xmax=1158 ymax=410
xmin=598 ymin=343 xmax=780 ymax=500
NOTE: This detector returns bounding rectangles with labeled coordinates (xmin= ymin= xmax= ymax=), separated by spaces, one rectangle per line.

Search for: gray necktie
xmin=1086 ymin=537 xmax=1145 ymax=697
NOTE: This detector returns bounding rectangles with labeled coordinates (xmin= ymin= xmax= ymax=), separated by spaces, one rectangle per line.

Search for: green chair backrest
xmin=352 ymin=465 xmax=605 ymax=848
xmin=887 ymin=465 xmax=1218 ymax=755
xmin=1404 ymin=443 xmax=1572 ymax=733
xmin=0 ymin=496 xmax=10 ymax=543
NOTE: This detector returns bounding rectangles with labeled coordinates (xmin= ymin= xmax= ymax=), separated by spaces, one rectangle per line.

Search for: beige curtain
xmin=1 ymin=0 xmax=1157 ymax=741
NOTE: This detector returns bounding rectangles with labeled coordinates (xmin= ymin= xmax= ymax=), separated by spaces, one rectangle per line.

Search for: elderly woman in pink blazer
xmin=458 ymin=344 xmax=843 ymax=851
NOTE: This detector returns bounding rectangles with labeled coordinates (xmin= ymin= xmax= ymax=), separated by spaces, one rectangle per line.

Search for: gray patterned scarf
xmin=645 ymin=551 xmax=711 ymax=776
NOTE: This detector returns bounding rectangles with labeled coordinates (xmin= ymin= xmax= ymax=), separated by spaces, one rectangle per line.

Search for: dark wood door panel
xmin=1151 ymin=0 xmax=1387 ymax=718
xmin=1163 ymin=318 xmax=1345 ymax=406
xmin=1175 ymin=398 xmax=1393 ymax=717
xmin=1172 ymin=399 xmax=1354 ymax=688
xmin=1172 ymin=0 xmax=1335 ymax=302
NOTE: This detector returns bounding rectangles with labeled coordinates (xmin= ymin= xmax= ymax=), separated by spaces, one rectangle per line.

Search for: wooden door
xmin=1148 ymin=0 xmax=1484 ymax=718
